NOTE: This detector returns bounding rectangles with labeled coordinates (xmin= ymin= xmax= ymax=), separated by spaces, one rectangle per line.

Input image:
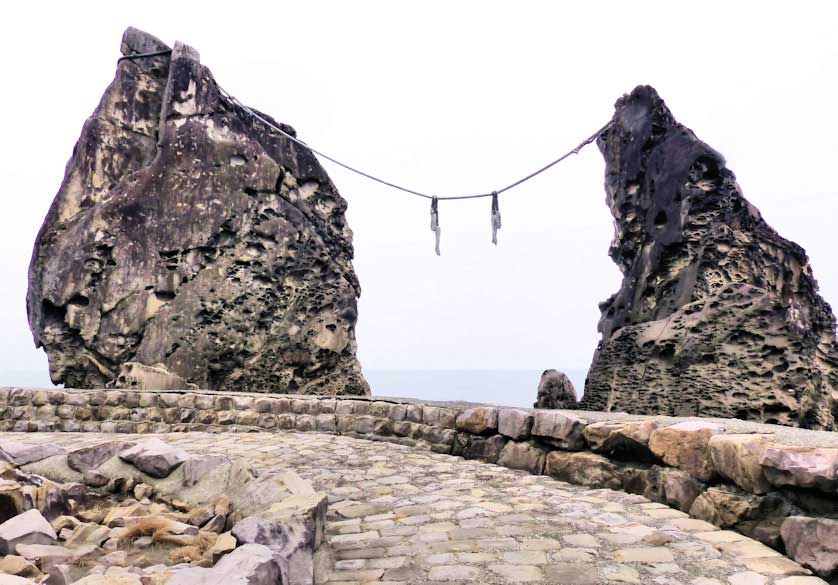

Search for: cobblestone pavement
xmin=2 ymin=431 xmax=824 ymax=585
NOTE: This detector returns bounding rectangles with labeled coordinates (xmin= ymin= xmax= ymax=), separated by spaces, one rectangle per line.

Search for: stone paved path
xmin=1 ymin=431 xmax=823 ymax=585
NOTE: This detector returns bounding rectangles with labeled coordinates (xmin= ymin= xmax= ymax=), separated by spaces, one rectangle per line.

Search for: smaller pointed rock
xmin=534 ymin=369 xmax=578 ymax=409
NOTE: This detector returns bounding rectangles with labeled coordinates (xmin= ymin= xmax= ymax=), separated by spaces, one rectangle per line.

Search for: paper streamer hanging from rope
xmin=491 ymin=191 xmax=501 ymax=245
xmin=430 ymin=197 xmax=441 ymax=256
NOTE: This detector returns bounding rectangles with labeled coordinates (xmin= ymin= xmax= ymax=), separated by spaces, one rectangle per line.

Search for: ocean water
xmin=2 ymin=368 xmax=589 ymax=408
xmin=365 ymin=368 xmax=588 ymax=408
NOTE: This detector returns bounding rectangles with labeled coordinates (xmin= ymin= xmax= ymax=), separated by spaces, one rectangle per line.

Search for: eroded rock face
xmin=27 ymin=27 xmax=369 ymax=396
xmin=580 ymin=85 xmax=838 ymax=430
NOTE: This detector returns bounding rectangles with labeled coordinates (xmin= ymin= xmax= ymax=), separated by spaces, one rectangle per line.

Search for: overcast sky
xmin=1 ymin=2 xmax=836 ymax=388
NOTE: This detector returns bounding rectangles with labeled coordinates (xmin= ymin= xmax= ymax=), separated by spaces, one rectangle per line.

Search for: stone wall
xmin=2 ymin=387 xmax=837 ymax=580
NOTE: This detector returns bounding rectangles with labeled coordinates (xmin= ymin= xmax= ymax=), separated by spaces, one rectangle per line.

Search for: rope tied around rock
xmin=119 ymin=49 xmax=609 ymax=254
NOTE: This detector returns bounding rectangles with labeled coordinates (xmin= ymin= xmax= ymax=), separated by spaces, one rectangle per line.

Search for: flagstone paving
xmin=1 ymin=431 xmax=824 ymax=585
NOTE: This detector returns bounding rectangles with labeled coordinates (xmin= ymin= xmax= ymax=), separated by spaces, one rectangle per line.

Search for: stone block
xmin=760 ymin=446 xmax=838 ymax=492
xmin=422 ymin=406 xmax=458 ymax=429
xmin=531 ymin=411 xmax=587 ymax=450
xmin=583 ymin=419 xmax=658 ymax=461
xmin=497 ymin=408 xmax=533 ymax=440
xmin=649 ymin=421 xmax=722 ymax=481
xmin=709 ymin=434 xmax=772 ymax=494
xmin=781 ymin=516 xmax=838 ymax=581
xmin=497 ymin=441 xmax=547 ymax=474
xmin=452 ymin=434 xmax=507 ymax=463
xmin=545 ymin=451 xmax=623 ymax=489
xmin=455 ymin=407 xmax=499 ymax=435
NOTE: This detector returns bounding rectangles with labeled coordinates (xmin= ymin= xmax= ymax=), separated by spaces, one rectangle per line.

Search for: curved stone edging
xmin=2 ymin=387 xmax=837 ymax=581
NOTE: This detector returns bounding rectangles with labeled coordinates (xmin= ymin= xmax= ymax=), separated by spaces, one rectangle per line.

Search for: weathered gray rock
xmin=531 ymin=411 xmax=587 ymax=451
xmin=533 ymin=369 xmax=577 ymax=409
xmin=496 ymin=441 xmax=547 ymax=474
xmin=83 ymin=470 xmax=109 ymax=487
xmin=579 ymin=85 xmax=838 ymax=430
xmin=27 ymin=27 xmax=369 ymax=397
xmin=167 ymin=543 xmax=286 ymax=585
xmin=0 ymin=442 xmax=66 ymax=466
xmin=0 ymin=509 xmax=57 ymax=554
xmin=780 ymin=516 xmax=838 ymax=581
xmin=583 ymin=419 xmax=658 ymax=462
xmin=497 ymin=409 xmax=533 ymax=440
xmin=648 ymin=421 xmax=722 ymax=482
xmin=708 ymin=434 xmax=772 ymax=494
xmin=760 ymin=446 xmax=838 ymax=492
xmin=232 ymin=517 xmax=314 ymax=585
xmin=545 ymin=451 xmax=623 ymax=490
xmin=182 ymin=454 xmax=231 ymax=487
xmin=67 ymin=441 xmax=133 ymax=473
xmin=118 ymin=438 xmax=188 ymax=478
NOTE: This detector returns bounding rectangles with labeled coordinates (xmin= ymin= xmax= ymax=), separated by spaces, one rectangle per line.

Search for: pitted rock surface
xmin=26 ymin=27 xmax=368 ymax=396
xmin=1 ymin=431 xmax=822 ymax=585
xmin=534 ymin=370 xmax=578 ymax=409
xmin=580 ymin=85 xmax=838 ymax=430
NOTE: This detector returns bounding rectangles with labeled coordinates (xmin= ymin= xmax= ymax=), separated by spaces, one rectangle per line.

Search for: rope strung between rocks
xmin=120 ymin=49 xmax=610 ymax=253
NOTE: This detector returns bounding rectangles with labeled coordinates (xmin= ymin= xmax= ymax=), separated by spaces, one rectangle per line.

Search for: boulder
xmin=455 ymin=407 xmax=498 ymax=435
xmin=623 ymin=465 xmax=705 ymax=512
xmin=689 ymin=485 xmax=799 ymax=548
xmin=533 ymin=369 xmax=577 ymax=409
xmin=27 ymin=27 xmax=369 ymax=396
xmin=68 ymin=441 xmax=133 ymax=473
xmin=25 ymin=479 xmax=69 ymax=521
xmin=182 ymin=454 xmax=231 ymax=487
xmin=648 ymin=421 xmax=722 ymax=481
xmin=531 ymin=411 xmax=587 ymax=451
xmin=167 ymin=543 xmax=284 ymax=585
xmin=579 ymin=85 xmax=838 ymax=430
xmin=545 ymin=451 xmax=624 ymax=490
xmin=760 ymin=446 xmax=838 ymax=492
xmin=497 ymin=409 xmax=533 ymax=440
xmin=0 ymin=555 xmax=42 ymax=579
xmin=497 ymin=441 xmax=547 ymax=474
xmin=0 ymin=509 xmax=57 ymax=554
xmin=780 ymin=516 xmax=838 ymax=581
xmin=0 ymin=443 xmax=66 ymax=466
xmin=118 ymin=438 xmax=188 ymax=478
xmin=207 ymin=531 xmax=237 ymax=563
xmin=583 ymin=419 xmax=658 ymax=462
xmin=232 ymin=516 xmax=316 ymax=585
xmin=708 ymin=434 xmax=772 ymax=494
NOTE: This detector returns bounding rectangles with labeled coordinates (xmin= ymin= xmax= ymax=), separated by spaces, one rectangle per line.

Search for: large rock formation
xmin=580 ymin=86 xmax=838 ymax=430
xmin=27 ymin=28 xmax=369 ymax=395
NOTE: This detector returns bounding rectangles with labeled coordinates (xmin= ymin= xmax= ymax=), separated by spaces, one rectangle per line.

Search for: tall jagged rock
xmin=579 ymin=86 xmax=837 ymax=430
xmin=27 ymin=28 xmax=369 ymax=395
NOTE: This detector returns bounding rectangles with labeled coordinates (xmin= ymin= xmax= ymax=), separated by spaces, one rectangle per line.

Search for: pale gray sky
xmin=1 ymin=1 xmax=836 ymax=388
